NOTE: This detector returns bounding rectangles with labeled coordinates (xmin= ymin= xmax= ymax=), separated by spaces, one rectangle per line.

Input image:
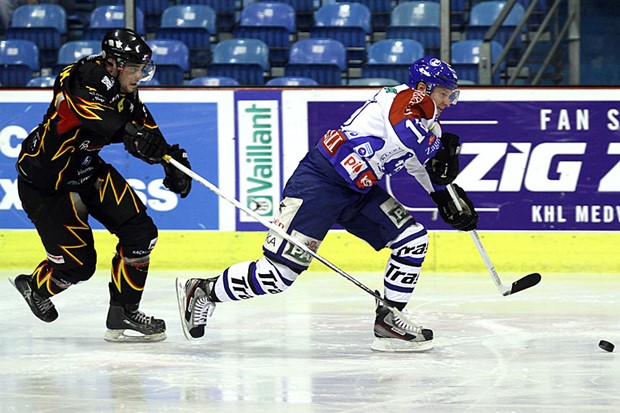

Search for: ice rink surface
xmin=1 ymin=270 xmax=618 ymax=413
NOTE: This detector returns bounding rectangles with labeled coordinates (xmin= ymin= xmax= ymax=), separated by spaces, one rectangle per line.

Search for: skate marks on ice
xmin=0 ymin=271 xmax=618 ymax=413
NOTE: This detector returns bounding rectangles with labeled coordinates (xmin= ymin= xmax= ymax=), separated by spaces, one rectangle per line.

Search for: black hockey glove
xmin=163 ymin=145 xmax=192 ymax=198
xmin=427 ymin=132 xmax=461 ymax=185
xmin=430 ymin=184 xmax=478 ymax=231
xmin=123 ymin=123 xmax=169 ymax=164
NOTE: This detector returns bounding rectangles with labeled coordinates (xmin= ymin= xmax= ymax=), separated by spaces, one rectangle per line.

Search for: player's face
xmin=117 ymin=63 xmax=145 ymax=93
xmin=429 ymin=85 xmax=455 ymax=116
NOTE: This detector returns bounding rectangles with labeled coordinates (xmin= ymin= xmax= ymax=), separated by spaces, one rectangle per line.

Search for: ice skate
xmin=104 ymin=301 xmax=166 ymax=342
xmin=371 ymin=298 xmax=434 ymax=352
xmin=9 ymin=274 xmax=58 ymax=323
xmin=176 ymin=277 xmax=217 ymax=340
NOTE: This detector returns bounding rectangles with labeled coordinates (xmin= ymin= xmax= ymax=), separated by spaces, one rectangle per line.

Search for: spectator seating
xmin=235 ymin=2 xmax=296 ymax=67
xmin=0 ymin=39 xmax=40 ymax=86
xmin=336 ymin=0 xmax=392 ymax=32
xmin=155 ymin=5 xmax=217 ymax=69
xmin=285 ymin=38 xmax=347 ymax=86
xmin=361 ymin=39 xmax=425 ymax=82
xmin=27 ymin=75 xmax=56 ymax=87
xmin=207 ymin=38 xmax=270 ymax=86
xmin=451 ymin=39 xmax=504 ymax=84
xmin=83 ymin=5 xmax=145 ymax=40
xmin=386 ymin=2 xmax=440 ymax=57
xmin=5 ymin=4 xmax=67 ymax=68
xmin=136 ymin=0 xmax=171 ymax=33
xmin=348 ymin=77 xmax=400 ymax=86
xmin=311 ymin=2 xmax=372 ymax=65
xmin=464 ymin=1 xmax=525 ymax=62
xmin=139 ymin=76 xmax=161 ymax=86
xmin=266 ymin=76 xmax=319 ymax=86
xmin=277 ymin=0 xmax=315 ymax=31
xmin=53 ymin=40 xmax=100 ymax=75
xmin=187 ymin=76 xmax=240 ymax=86
xmin=179 ymin=0 xmax=235 ymax=33
xmin=147 ymin=39 xmax=190 ymax=86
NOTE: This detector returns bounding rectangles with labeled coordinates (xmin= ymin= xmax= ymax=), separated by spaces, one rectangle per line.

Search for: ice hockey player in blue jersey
xmin=176 ymin=57 xmax=478 ymax=352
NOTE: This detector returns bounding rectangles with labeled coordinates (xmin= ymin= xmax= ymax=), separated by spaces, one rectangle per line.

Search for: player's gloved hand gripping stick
xmin=446 ymin=184 xmax=541 ymax=296
xmin=162 ymin=155 xmax=424 ymax=332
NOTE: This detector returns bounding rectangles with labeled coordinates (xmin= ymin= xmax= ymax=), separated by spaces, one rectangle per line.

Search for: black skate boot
xmin=176 ymin=277 xmax=217 ymax=339
xmin=9 ymin=274 xmax=58 ymax=323
xmin=371 ymin=296 xmax=433 ymax=352
xmin=104 ymin=301 xmax=167 ymax=342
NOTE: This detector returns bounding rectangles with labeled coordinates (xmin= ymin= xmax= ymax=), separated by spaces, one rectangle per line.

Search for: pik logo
xmin=341 ymin=153 xmax=365 ymax=179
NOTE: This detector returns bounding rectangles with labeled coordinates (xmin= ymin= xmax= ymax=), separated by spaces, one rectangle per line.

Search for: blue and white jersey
xmin=317 ymin=84 xmax=445 ymax=193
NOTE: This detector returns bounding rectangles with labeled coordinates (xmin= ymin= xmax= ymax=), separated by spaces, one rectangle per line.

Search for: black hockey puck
xmin=598 ymin=340 xmax=615 ymax=352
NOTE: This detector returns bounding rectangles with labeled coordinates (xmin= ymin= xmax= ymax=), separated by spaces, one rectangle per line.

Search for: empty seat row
xmin=3 ymin=1 xmax=529 ymax=70
xmin=0 ymin=36 xmax=504 ymax=87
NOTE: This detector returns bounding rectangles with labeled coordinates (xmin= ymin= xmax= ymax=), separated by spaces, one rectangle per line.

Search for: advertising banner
xmin=303 ymin=89 xmax=620 ymax=231
xmin=234 ymin=90 xmax=283 ymax=231
xmin=1 ymin=88 xmax=619 ymax=232
xmin=0 ymin=90 xmax=221 ymax=230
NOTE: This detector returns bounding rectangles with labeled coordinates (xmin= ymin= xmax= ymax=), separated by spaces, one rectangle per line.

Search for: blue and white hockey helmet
xmin=408 ymin=57 xmax=460 ymax=105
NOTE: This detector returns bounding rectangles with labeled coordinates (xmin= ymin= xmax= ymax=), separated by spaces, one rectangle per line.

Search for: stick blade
xmin=504 ymin=273 xmax=542 ymax=296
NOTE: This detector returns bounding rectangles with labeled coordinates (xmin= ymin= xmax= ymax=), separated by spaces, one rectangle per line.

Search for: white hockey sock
xmin=384 ymin=223 xmax=428 ymax=304
xmin=211 ymin=256 xmax=299 ymax=302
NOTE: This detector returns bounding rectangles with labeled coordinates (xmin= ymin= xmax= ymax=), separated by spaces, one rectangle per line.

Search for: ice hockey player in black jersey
xmin=177 ymin=57 xmax=478 ymax=352
xmin=10 ymin=28 xmax=192 ymax=342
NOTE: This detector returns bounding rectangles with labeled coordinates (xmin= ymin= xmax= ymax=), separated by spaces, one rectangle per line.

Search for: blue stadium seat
xmin=155 ymin=5 xmax=216 ymax=69
xmin=135 ymin=0 xmax=170 ymax=33
xmin=266 ymin=76 xmax=319 ymax=86
xmin=451 ymin=39 xmax=505 ymax=84
xmin=361 ymin=39 xmax=425 ymax=82
xmin=451 ymin=0 xmax=468 ymax=28
xmin=53 ymin=40 xmax=101 ymax=75
xmin=386 ymin=2 xmax=440 ymax=57
xmin=0 ymin=39 xmax=40 ymax=86
xmin=187 ymin=76 xmax=240 ymax=86
xmin=235 ymin=2 xmax=296 ymax=67
xmin=207 ymin=39 xmax=270 ymax=86
xmin=83 ymin=5 xmax=145 ymax=40
xmin=179 ymin=0 xmax=235 ymax=32
xmin=465 ymin=1 xmax=525 ymax=62
xmin=277 ymin=0 xmax=315 ymax=31
xmin=147 ymin=39 xmax=190 ymax=86
xmin=27 ymin=75 xmax=56 ymax=87
xmin=348 ymin=77 xmax=400 ymax=86
xmin=139 ymin=76 xmax=160 ymax=87
xmin=336 ymin=0 xmax=392 ymax=32
xmin=5 ymin=4 xmax=67 ymax=68
xmin=311 ymin=2 xmax=371 ymax=65
xmin=285 ymin=38 xmax=347 ymax=86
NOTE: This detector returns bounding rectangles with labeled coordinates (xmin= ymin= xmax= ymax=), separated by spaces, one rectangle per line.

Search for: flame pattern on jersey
xmin=16 ymin=55 xmax=162 ymax=192
xmin=317 ymin=84 xmax=445 ymax=194
xmin=65 ymin=94 xmax=110 ymax=121
xmin=111 ymin=247 xmax=146 ymax=295
xmin=97 ymin=170 xmax=141 ymax=211
xmin=32 ymin=261 xmax=58 ymax=296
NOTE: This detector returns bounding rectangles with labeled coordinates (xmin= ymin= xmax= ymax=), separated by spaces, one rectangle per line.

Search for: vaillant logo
xmin=237 ymin=100 xmax=280 ymax=221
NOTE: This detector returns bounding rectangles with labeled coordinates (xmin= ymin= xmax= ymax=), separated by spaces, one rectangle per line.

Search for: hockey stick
xmin=446 ymin=184 xmax=541 ymax=296
xmin=163 ymin=155 xmax=419 ymax=327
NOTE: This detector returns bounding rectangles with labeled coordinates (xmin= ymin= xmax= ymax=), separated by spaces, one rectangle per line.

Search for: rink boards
xmin=1 ymin=87 xmax=620 ymax=272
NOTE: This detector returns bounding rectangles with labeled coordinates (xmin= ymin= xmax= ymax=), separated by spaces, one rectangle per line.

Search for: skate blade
xmin=175 ymin=277 xmax=195 ymax=340
xmin=370 ymin=337 xmax=434 ymax=353
xmin=104 ymin=329 xmax=167 ymax=343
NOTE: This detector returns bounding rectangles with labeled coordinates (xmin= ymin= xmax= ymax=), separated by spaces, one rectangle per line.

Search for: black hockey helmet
xmin=101 ymin=28 xmax=155 ymax=81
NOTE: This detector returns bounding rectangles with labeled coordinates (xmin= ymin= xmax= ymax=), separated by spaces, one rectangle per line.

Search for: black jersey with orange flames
xmin=16 ymin=54 xmax=162 ymax=191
